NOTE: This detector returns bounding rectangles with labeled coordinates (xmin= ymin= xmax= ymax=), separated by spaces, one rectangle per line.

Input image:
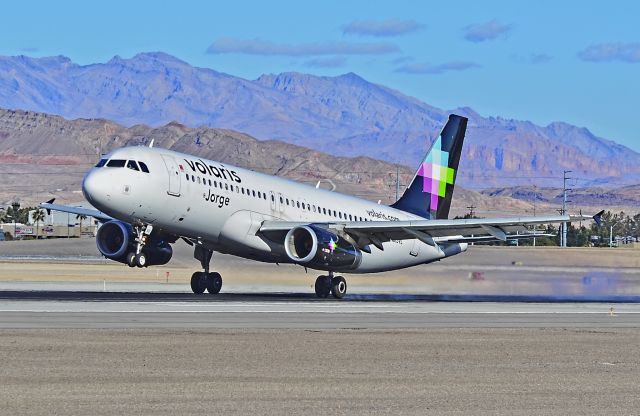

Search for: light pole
xmin=11 ymin=201 xmax=20 ymax=241
xmin=0 ymin=207 xmax=5 ymax=240
xmin=561 ymin=171 xmax=572 ymax=248
xmin=610 ymin=222 xmax=618 ymax=248
xmin=533 ymin=185 xmax=537 ymax=247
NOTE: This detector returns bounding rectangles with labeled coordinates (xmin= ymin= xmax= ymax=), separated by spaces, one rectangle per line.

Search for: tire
xmin=331 ymin=276 xmax=347 ymax=299
xmin=126 ymin=252 xmax=136 ymax=268
xmin=190 ymin=272 xmax=206 ymax=294
xmin=135 ymin=252 xmax=147 ymax=268
xmin=314 ymin=276 xmax=331 ymax=298
xmin=206 ymin=272 xmax=223 ymax=294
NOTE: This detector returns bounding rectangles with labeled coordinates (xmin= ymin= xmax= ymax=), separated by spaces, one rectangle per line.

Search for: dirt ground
xmin=0 ymin=328 xmax=638 ymax=416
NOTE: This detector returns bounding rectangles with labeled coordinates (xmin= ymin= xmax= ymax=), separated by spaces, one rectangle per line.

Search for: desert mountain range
xmin=2 ymin=107 xmax=636 ymax=216
xmin=1 ymin=52 xmax=639 ymax=190
xmin=0 ymin=107 xmax=555 ymax=216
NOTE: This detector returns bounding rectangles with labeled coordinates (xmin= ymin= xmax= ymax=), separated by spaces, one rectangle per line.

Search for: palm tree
xmin=76 ymin=214 xmax=87 ymax=238
xmin=32 ymin=208 xmax=46 ymax=239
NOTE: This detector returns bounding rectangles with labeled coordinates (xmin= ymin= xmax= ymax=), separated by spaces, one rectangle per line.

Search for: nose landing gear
xmin=126 ymin=224 xmax=152 ymax=268
xmin=314 ymin=272 xmax=347 ymax=299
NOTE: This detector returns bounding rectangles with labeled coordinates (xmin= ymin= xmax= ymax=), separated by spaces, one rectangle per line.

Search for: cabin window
xmin=279 ymin=196 xmax=283 ymax=204
xmin=186 ymin=174 xmax=190 ymax=181
xmin=349 ymin=214 xmax=352 ymax=221
xmin=192 ymin=176 xmax=196 ymax=183
xmin=106 ymin=159 xmax=126 ymax=168
xmin=252 ymin=190 xmax=256 ymax=197
xmin=126 ymin=160 xmax=139 ymax=171
xmin=138 ymin=162 xmax=150 ymax=173
xmin=323 ymin=208 xmax=327 ymax=215
xmin=312 ymin=206 xmax=316 ymax=213
xmin=225 ymin=183 xmax=228 ymax=190
xmin=286 ymin=198 xmax=290 ymax=206
xmin=338 ymin=212 xmax=342 ymax=219
xmin=95 ymin=159 xmax=108 ymax=168
xmin=296 ymin=201 xmax=300 ymax=209
xmin=241 ymin=188 xmax=245 ymax=195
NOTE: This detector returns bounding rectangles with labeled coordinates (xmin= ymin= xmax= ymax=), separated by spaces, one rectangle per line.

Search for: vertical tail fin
xmin=391 ymin=114 xmax=467 ymax=219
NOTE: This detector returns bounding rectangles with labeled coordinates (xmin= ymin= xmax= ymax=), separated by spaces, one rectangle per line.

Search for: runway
xmin=1 ymin=282 xmax=639 ymax=329
xmin=2 ymin=257 xmax=640 ymax=414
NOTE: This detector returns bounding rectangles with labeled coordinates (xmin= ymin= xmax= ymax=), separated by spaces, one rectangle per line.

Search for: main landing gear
xmin=314 ymin=272 xmax=347 ymax=299
xmin=191 ymin=245 xmax=223 ymax=295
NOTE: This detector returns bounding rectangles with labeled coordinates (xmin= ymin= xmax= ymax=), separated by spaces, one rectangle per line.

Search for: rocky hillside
xmin=1 ymin=53 xmax=639 ymax=189
xmin=0 ymin=108 xmax=542 ymax=216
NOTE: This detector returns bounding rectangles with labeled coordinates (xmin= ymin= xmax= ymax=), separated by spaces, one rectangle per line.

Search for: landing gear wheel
xmin=190 ymin=272 xmax=207 ymax=294
xmin=134 ymin=252 xmax=147 ymax=268
xmin=331 ymin=276 xmax=347 ymax=299
xmin=126 ymin=252 xmax=136 ymax=268
xmin=314 ymin=275 xmax=331 ymax=298
xmin=206 ymin=272 xmax=223 ymax=294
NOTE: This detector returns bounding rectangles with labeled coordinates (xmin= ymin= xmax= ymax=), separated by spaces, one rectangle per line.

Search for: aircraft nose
xmin=82 ymin=170 xmax=106 ymax=207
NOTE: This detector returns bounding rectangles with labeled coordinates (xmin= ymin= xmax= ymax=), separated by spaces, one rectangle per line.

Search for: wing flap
xmin=259 ymin=213 xmax=595 ymax=248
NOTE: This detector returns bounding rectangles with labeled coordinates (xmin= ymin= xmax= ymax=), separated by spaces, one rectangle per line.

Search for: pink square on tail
xmin=431 ymin=193 xmax=439 ymax=210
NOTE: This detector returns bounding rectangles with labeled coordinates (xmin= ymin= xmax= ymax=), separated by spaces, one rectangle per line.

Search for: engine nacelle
xmin=96 ymin=220 xmax=133 ymax=260
xmin=96 ymin=220 xmax=172 ymax=266
xmin=284 ymin=225 xmax=361 ymax=271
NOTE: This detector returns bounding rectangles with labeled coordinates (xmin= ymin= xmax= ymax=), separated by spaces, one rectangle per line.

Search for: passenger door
xmin=161 ymin=155 xmax=181 ymax=197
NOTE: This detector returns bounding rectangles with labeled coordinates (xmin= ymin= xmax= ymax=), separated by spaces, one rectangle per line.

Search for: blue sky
xmin=2 ymin=0 xmax=639 ymax=150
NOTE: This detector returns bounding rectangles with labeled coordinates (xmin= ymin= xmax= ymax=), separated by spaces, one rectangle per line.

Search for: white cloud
xmin=463 ymin=20 xmax=512 ymax=42
xmin=395 ymin=61 xmax=481 ymax=74
xmin=578 ymin=43 xmax=640 ymax=63
xmin=343 ymin=19 xmax=423 ymax=37
xmin=207 ymin=38 xmax=400 ymax=56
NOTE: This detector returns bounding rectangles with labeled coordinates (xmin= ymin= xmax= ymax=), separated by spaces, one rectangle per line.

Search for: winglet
xmin=43 ymin=198 xmax=56 ymax=215
xmin=593 ymin=210 xmax=605 ymax=227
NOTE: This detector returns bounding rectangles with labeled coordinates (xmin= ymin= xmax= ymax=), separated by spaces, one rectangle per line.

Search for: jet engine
xmin=284 ymin=225 xmax=361 ymax=270
xmin=96 ymin=220 xmax=172 ymax=266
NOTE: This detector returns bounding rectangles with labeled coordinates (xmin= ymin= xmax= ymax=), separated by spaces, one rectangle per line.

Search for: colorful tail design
xmin=391 ymin=114 xmax=467 ymax=219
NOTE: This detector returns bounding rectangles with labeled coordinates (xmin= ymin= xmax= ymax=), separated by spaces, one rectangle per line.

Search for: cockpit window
xmin=138 ymin=162 xmax=150 ymax=173
xmin=106 ymin=159 xmax=126 ymax=168
xmin=95 ymin=159 xmax=108 ymax=168
xmin=126 ymin=160 xmax=140 ymax=171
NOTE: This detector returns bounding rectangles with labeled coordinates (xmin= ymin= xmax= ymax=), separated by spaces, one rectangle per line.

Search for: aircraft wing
xmin=260 ymin=212 xmax=601 ymax=250
xmin=39 ymin=199 xmax=113 ymax=223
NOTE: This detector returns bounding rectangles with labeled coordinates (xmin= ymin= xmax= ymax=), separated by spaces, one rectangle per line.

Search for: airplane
xmin=41 ymin=115 xmax=600 ymax=298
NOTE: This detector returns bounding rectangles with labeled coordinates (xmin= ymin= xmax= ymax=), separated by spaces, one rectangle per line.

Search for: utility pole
xmin=466 ymin=205 xmax=476 ymax=218
xmin=11 ymin=201 xmax=20 ymax=241
xmin=609 ymin=220 xmax=619 ymax=248
xmin=533 ymin=185 xmax=537 ymax=247
xmin=561 ymin=170 xmax=572 ymax=248
xmin=395 ymin=166 xmax=400 ymax=201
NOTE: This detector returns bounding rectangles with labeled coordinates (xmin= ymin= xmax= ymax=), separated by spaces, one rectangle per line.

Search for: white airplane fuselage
xmin=83 ymin=146 xmax=461 ymax=273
